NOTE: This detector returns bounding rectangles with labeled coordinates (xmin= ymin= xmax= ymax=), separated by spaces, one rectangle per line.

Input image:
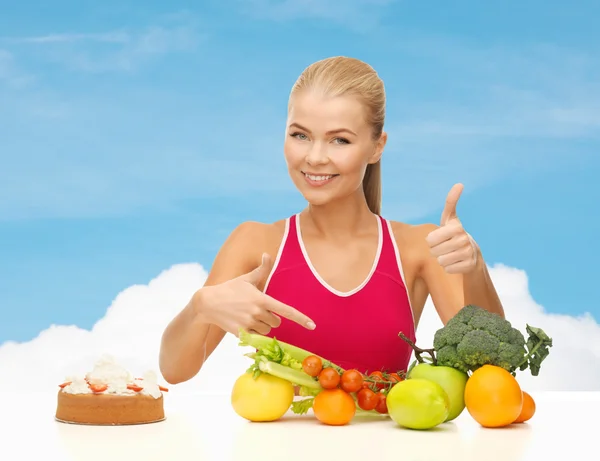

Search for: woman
xmin=159 ymin=56 xmax=505 ymax=385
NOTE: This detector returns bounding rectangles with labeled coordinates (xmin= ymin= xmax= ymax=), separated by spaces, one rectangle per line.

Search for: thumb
xmin=440 ymin=183 xmax=464 ymax=226
xmin=243 ymin=253 xmax=274 ymax=286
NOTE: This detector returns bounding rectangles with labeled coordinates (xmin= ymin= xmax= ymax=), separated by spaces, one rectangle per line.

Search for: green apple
xmin=386 ymin=378 xmax=449 ymax=430
xmin=407 ymin=362 xmax=469 ymax=421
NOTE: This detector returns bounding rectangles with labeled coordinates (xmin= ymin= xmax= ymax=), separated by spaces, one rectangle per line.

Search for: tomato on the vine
xmin=302 ymin=355 xmax=323 ymax=377
xmin=375 ymin=393 xmax=388 ymax=414
xmin=369 ymin=371 xmax=385 ymax=390
xmin=356 ymin=388 xmax=378 ymax=411
xmin=318 ymin=367 xmax=340 ymax=389
xmin=388 ymin=372 xmax=402 ymax=384
xmin=340 ymin=369 xmax=363 ymax=393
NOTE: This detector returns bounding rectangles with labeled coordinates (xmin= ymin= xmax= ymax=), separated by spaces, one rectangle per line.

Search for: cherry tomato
xmin=340 ymin=369 xmax=364 ymax=393
xmin=356 ymin=388 xmax=378 ymax=411
xmin=375 ymin=393 xmax=388 ymax=414
xmin=302 ymin=355 xmax=323 ymax=377
xmin=388 ymin=372 xmax=402 ymax=384
xmin=319 ymin=367 xmax=340 ymax=389
xmin=369 ymin=371 xmax=385 ymax=390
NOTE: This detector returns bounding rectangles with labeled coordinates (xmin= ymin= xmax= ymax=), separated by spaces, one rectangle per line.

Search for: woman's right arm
xmin=158 ymin=221 xmax=315 ymax=385
xmin=158 ymin=222 xmax=264 ymax=384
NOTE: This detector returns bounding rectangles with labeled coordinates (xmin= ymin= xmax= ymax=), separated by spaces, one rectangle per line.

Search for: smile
xmin=302 ymin=172 xmax=339 ymax=187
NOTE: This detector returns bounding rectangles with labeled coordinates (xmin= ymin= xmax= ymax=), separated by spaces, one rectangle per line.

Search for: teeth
xmin=306 ymin=174 xmax=334 ymax=181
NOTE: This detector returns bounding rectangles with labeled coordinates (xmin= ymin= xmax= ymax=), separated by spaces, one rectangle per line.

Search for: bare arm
xmin=416 ymin=224 xmax=505 ymax=324
xmin=159 ymin=222 xmax=265 ymax=384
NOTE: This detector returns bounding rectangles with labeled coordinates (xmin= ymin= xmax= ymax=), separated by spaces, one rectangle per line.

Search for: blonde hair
xmin=288 ymin=56 xmax=385 ymax=215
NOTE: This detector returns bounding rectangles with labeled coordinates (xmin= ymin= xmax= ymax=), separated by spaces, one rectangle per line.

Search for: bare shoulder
xmin=389 ymin=221 xmax=438 ymax=253
xmin=203 ymin=218 xmax=288 ymax=288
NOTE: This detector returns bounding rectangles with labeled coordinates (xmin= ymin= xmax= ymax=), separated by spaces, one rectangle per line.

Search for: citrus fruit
xmin=408 ymin=362 xmax=469 ymax=421
xmin=514 ymin=391 xmax=536 ymax=423
xmin=312 ymin=388 xmax=356 ymax=426
xmin=231 ymin=372 xmax=294 ymax=422
xmin=386 ymin=378 xmax=450 ymax=430
xmin=464 ymin=365 xmax=523 ymax=428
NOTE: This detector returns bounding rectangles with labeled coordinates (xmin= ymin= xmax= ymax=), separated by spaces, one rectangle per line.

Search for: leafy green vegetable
xmin=400 ymin=304 xmax=553 ymax=377
xmin=518 ymin=325 xmax=553 ymax=376
xmin=238 ymin=329 xmax=342 ymax=371
xmin=238 ymin=329 xmax=325 ymax=389
xmin=291 ymin=398 xmax=314 ymax=415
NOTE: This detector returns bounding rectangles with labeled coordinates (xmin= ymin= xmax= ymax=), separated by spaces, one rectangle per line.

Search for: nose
xmin=305 ymin=142 xmax=329 ymax=166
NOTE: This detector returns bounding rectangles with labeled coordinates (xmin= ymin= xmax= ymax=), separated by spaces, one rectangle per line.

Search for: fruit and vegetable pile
xmin=230 ymin=304 xmax=552 ymax=430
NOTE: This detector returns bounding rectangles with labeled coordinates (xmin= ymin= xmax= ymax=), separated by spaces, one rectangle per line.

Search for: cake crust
xmin=54 ymin=355 xmax=169 ymax=426
xmin=56 ymin=391 xmax=165 ymax=426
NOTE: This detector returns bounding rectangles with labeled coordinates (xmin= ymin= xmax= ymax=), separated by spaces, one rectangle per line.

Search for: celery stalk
xmin=238 ymin=329 xmax=344 ymax=372
xmin=258 ymin=359 xmax=322 ymax=389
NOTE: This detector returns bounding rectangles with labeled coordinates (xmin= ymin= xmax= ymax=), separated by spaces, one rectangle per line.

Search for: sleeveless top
xmin=263 ymin=213 xmax=416 ymax=375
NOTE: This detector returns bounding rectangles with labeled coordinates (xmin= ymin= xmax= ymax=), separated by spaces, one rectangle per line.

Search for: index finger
xmin=261 ymin=295 xmax=316 ymax=330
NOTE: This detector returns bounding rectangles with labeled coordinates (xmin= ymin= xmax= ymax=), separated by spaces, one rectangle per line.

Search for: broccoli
xmin=399 ymin=304 xmax=553 ymax=377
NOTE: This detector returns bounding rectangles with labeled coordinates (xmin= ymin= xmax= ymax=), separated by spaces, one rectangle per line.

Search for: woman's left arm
xmin=417 ymin=184 xmax=505 ymax=323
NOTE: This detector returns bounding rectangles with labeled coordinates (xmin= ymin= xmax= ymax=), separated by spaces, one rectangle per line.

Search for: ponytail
xmin=363 ymin=160 xmax=382 ymax=215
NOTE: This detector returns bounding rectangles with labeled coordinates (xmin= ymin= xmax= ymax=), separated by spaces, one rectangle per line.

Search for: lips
xmin=301 ymin=171 xmax=339 ymax=187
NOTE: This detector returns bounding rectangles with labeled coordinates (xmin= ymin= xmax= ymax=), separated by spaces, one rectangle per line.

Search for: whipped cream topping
xmin=61 ymin=355 xmax=164 ymax=399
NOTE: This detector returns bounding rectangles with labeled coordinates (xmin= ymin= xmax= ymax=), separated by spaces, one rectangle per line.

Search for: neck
xmin=302 ymin=189 xmax=376 ymax=239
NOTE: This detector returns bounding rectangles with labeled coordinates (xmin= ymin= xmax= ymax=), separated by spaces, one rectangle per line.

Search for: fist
xmin=426 ymin=183 xmax=479 ymax=274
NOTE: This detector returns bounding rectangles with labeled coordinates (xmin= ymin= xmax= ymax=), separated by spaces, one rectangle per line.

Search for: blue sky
xmin=1 ymin=0 xmax=598 ymax=343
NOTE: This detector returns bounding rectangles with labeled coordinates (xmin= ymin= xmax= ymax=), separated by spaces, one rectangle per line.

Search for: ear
xmin=368 ymin=131 xmax=387 ymax=164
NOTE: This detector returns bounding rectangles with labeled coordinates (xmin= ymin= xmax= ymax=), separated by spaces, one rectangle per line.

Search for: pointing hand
xmin=197 ymin=253 xmax=316 ymax=336
xmin=425 ymin=183 xmax=479 ymax=274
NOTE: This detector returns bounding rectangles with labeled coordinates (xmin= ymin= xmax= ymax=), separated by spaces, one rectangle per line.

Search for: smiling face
xmin=284 ymin=90 xmax=387 ymax=207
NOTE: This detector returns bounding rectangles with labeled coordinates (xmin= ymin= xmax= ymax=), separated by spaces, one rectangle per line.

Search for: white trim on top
xmin=384 ymin=219 xmax=415 ymax=327
xmin=295 ymin=213 xmax=383 ymax=297
xmin=262 ymin=217 xmax=290 ymax=293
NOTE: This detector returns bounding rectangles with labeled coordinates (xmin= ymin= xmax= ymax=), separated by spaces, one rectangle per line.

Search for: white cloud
xmin=1 ymin=261 xmax=599 ymax=394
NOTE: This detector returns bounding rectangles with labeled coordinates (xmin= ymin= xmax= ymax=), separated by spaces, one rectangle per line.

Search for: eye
xmin=333 ymin=137 xmax=350 ymax=145
xmin=290 ymin=132 xmax=308 ymax=141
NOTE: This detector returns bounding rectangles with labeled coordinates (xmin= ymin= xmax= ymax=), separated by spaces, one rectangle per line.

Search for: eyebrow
xmin=289 ymin=122 xmax=357 ymax=137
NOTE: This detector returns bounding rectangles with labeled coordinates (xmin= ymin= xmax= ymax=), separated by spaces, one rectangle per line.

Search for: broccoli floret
xmin=399 ymin=304 xmax=552 ymax=377
xmin=436 ymin=345 xmax=470 ymax=373
xmin=432 ymin=304 xmax=533 ymax=375
xmin=457 ymin=329 xmax=501 ymax=369
xmin=433 ymin=320 xmax=471 ymax=348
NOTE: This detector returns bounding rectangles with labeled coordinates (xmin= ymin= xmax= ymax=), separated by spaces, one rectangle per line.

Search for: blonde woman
xmin=159 ymin=56 xmax=505 ymax=385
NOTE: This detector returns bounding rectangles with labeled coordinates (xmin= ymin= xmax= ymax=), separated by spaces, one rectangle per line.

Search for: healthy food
xmin=312 ymin=388 xmax=356 ymax=426
xmin=431 ymin=304 xmax=552 ymax=376
xmin=514 ymin=391 xmax=536 ymax=423
xmin=386 ymin=378 xmax=450 ymax=430
xmin=232 ymin=304 xmax=552 ymax=430
xmin=464 ymin=364 xmax=524 ymax=428
xmin=406 ymin=362 xmax=468 ymax=421
xmin=235 ymin=329 xmax=404 ymax=425
xmin=231 ymin=371 xmax=294 ymax=422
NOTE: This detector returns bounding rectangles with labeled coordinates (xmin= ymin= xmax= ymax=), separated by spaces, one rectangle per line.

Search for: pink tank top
xmin=263 ymin=213 xmax=416 ymax=375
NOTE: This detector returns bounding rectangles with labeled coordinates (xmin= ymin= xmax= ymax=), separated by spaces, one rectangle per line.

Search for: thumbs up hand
xmin=425 ymin=183 xmax=480 ymax=274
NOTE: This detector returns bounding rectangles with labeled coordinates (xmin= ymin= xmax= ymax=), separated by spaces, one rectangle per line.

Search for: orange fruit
xmin=514 ymin=391 xmax=536 ymax=423
xmin=464 ymin=365 xmax=523 ymax=428
xmin=312 ymin=388 xmax=356 ymax=426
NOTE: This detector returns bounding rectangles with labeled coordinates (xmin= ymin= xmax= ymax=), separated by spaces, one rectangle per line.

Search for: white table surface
xmin=3 ymin=391 xmax=596 ymax=461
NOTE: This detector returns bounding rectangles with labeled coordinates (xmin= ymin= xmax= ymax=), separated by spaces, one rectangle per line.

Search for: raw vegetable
xmin=318 ymin=368 xmax=340 ymax=389
xmin=400 ymin=304 xmax=553 ymax=376
xmin=302 ymin=355 xmax=323 ymax=377
xmin=356 ymin=388 xmax=379 ymax=411
xmin=237 ymin=329 xmax=406 ymax=420
xmin=238 ymin=329 xmax=343 ymax=373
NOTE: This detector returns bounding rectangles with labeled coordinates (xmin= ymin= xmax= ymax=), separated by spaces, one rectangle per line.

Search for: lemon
xmin=231 ymin=372 xmax=294 ymax=422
